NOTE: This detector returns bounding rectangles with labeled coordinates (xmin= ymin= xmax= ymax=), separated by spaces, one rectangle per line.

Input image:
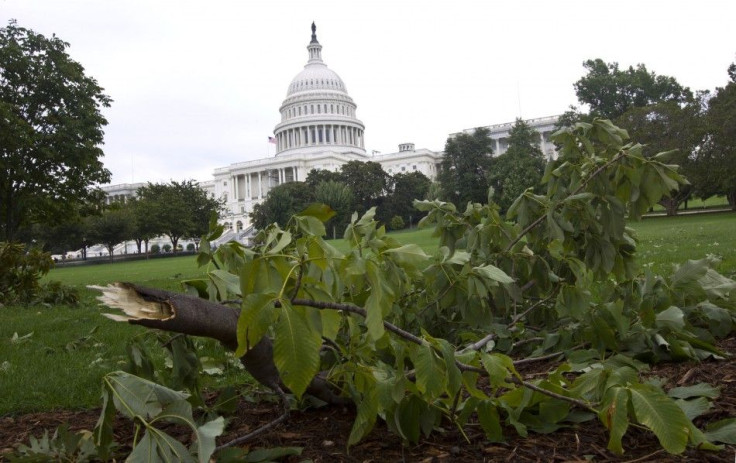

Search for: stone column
xmin=258 ymin=171 xmax=262 ymax=199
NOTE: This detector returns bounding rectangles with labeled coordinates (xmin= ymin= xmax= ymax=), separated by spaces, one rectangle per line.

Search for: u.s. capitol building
xmin=103 ymin=24 xmax=559 ymax=236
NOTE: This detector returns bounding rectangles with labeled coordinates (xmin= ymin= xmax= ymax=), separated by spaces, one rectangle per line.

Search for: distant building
xmin=450 ymin=115 xmax=560 ymax=161
xmin=103 ymin=24 xmax=559 ymax=237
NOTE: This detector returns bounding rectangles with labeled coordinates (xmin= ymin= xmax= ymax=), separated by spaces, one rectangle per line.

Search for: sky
xmin=3 ymin=0 xmax=735 ymax=186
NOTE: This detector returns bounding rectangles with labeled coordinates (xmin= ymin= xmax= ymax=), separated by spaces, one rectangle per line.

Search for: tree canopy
xmin=339 ymin=160 xmax=391 ymax=215
xmin=569 ymin=59 xmax=705 ymax=214
xmin=0 ymin=20 xmax=111 ymax=242
xmin=574 ymin=59 xmax=692 ymax=120
xmin=136 ymin=180 xmax=222 ymax=251
xmin=487 ymin=119 xmax=546 ymax=212
xmin=690 ymin=63 xmax=736 ymax=209
xmin=438 ymin=127 xmax=494 ymax=207
xmin=250 ymin=181 xmax=315 ymax=230
xmin=86 ymin=207 xmax=135 ymax=262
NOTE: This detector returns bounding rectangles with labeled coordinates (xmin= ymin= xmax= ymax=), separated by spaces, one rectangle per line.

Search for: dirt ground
xmin=1 ymin=337 xmax=735 ymax=462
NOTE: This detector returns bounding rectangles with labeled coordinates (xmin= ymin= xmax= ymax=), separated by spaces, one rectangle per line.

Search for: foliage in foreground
xmin=195 ymin=119 xmax=734 ymax=456
xmin=13 ymin=119 xmax=736 ymax=460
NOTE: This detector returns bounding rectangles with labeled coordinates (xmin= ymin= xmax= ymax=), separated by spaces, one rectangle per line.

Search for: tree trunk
xmin=91 ymin=283 xmax=348 ymax=404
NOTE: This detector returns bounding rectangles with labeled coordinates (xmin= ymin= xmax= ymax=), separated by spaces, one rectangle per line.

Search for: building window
xmin=413 ymin=165 xmax=417 ymax=170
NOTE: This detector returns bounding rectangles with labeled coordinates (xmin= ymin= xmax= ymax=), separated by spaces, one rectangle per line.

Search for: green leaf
xmin=675 ymin=397 xmax=712 ymax=421
xmin=93 ymin=383 xmax=117 ymax=460
xmin=629 ymin=383 xmax=689 ymax=454
xmin=477 ymin=400 xmax=504 ymax=442
xmin=235 ymin=293 xmax=277 ymax=358
xmin=127 ymin=429 xmax=196 ymax=463
xmin=273 ymin=300 xmax=322 ymax=398
xmin=668 ymin=383 xmax=721 ymax=400
xmin=265 ymin=230 xmax=292 ymax=255
xmin=348 ymin=387 xmax=378 ymax=447
xmin=103 ymin=371 xmax=190 ymax=420
xmin=703 ymin=418 xmax=736 ymax=444
xmin=382 ymin=244 xmax=429 ymax=267
xmin=413 ymin=344 xmax=446 ymax=399
xmin=480 ymin=353 xmax=513 ymax=389
xmin=195 ymin=417 xmax=225 ymax=463
xmin=473 ymin=264 xmax=515 ymax=284
xmin=655 ymin=306 xmax=685 ymax=331
xmin=555 ymin=286 xmax=591 ymax=320
xmin=299 ymin=203 xmax=336 ymax=222
xmin=209 ymin=269 xmax=242 ymax=299
xmin=598 ymin=386 xmax=630 ymax=455
xmin=393 ymin=395 xmax=425 ymax=443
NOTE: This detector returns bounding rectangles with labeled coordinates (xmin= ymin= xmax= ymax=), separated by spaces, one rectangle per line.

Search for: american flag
xmin=268 ymin=136 xmax=277 ymax=144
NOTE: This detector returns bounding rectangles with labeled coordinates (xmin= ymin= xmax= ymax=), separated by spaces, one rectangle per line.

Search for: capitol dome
xmin=273 ymin=23 xmax=365 ymax=157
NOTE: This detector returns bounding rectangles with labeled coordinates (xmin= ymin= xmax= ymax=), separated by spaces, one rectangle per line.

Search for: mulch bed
xmin=2 ymin=338 xmax=735 ymax=462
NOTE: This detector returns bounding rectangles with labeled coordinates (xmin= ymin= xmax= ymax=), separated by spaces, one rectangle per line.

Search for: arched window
xmin=236 ymin=221 xmax=243 ymax=231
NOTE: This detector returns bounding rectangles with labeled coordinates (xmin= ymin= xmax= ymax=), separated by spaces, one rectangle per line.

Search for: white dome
xmin=287 ymin=64 xmax=347 ymax=96
xmin=272 ymin=23 xmax=365 ymax=157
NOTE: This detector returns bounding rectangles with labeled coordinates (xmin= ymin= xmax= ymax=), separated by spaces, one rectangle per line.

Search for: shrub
xmin=150 ymin=244 xmax=160 ymax=254
xmin=186 ymin=243 xmax=195 ymax=252
xmin=163 ymin=244 xmax=172 ymax=253
xmin=390 ymin=215 xmax=405 ymax=230
xmin=0 ymin=242 xmax=53 ymax=305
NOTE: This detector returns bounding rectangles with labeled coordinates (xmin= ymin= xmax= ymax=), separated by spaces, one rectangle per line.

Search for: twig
xmin=512 ymin=351 xmax=563 ymax=366
xmin=290 ymin=258 xmax=304 ymax=303
xmin=459 ymin=333 xmax=496 ymax=354
xmin=215 ymin=385 xmax=290 ymax=451
xmin=289 ymin=297 xmax=597 ymax=415
xmin=509 ymin=337 xmax=544 ymax=351
xmin=160 ymin=333 xmax=185 ymax=348
xmin=622 ymin=449 xmax=665 ymax=463
xmin=289 ymin=298 xmax=426 ymax=346
xmin=510 ymin=377 xmax=597 ymax=414
xmin=509 ymin=291 xmax=556 ymax=326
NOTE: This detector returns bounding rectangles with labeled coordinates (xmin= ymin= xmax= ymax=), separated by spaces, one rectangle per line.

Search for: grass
xmin=650 ymin=195 xmax=731 ymax=213
xmin=1 ymin=212 xmax=734 ymax=415
xmin=629 ymin=212 xmax=736 ymax=278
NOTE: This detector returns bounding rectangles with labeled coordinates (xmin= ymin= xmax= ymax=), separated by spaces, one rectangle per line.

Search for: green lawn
xmin=629 ymin=212 xmax=736 ymax=277
xmin=1 ymin=211 xmax=734 ymax=415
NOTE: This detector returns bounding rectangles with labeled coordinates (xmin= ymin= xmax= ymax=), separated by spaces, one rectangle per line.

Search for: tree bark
xmin=91 ymin=283 xmax=348 ymax=404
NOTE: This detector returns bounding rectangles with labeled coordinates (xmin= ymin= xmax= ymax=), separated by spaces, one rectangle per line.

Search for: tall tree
xmin=0 ymin=21 xmax=111 ymax=242
xmin=438 ymin=127 xmax=494 ymax=207
xmin=617 ymin=99 xmax=705 ymax=214
xmin=339 ymin=161 xmax=390 ymax=214
xmin=86 ymin=207 xmax=134 ymax=262
xmin=384 ymin=171 xmax=431 ymax=227
xmin=136 ymin=181 xmax=222 ymax=252
xmin=691 ymin=63 xmax=736 ymax=209
xmin=250 ymin=182 xmax=315 ymax=230
xmin=127 ymin=198 xmax=159 ymax=255
xmin=574 ymin=59 xmax=692 ymax=120
xmin=488 ymin=119 xmax=546 ymax=213
xmin=305 ymin=168 xmax=342 ymax=189
xmin=572 ymin=59 xmax=701 ymax=215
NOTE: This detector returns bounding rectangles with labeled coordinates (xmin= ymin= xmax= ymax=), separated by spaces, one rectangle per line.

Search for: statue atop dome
xmin=310 ymin=22 xmax=318 ymax=44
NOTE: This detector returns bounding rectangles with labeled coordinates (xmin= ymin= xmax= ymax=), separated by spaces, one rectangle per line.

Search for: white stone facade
xmin=451 ymin=115 xmax=560 ymax=160
xmin=102 ymin=24 xmax=559 ymax=235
